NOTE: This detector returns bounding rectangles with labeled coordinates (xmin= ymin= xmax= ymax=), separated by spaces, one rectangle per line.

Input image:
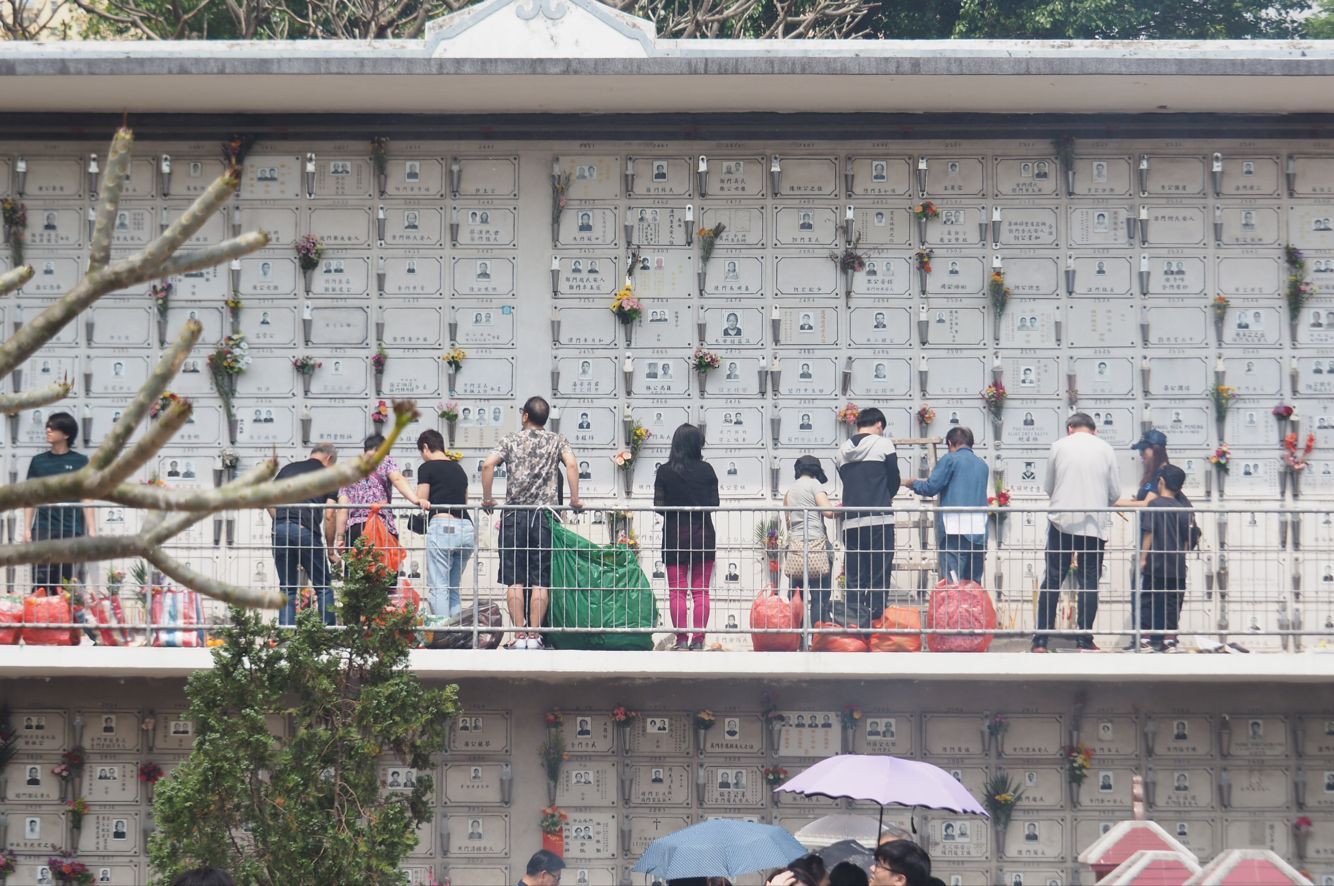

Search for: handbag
xmin=782 ymin=533 xmax=831 ymax=579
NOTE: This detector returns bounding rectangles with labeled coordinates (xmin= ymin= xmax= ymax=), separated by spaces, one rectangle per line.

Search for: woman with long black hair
xmin=654 ymin=424 xmax=719 ymax=650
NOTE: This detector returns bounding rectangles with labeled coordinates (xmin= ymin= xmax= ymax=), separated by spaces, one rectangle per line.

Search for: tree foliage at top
xmin=147 ymin=541 xmax=459 ymax=885
xmin=35 ymin=0 xmax=1313 ymax=41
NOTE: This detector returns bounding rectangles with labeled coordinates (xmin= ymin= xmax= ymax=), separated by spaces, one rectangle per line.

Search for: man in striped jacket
xmin=835 ymin=407 xmax=901 ymax=628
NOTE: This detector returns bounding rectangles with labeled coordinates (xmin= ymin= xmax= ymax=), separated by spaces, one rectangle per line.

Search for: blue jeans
xmin=939 ymin=535 xmax=985 ymax=584
xmin=426 ymin=516 xmax=475 ymax=618
xmin=273 ymin=522 xmax=333 ymax=626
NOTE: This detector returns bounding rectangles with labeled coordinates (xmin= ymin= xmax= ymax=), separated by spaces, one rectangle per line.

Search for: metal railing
xmin=4 ymin=501 xmax=1333 ymax=653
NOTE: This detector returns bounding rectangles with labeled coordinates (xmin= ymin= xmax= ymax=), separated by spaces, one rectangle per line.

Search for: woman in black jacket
xmin=654 ymin=424 xmax=719 ymax=650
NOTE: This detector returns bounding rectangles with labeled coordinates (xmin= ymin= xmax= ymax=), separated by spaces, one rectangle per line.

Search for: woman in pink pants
xmin=654 ymin=424 xmax=719 ymax=650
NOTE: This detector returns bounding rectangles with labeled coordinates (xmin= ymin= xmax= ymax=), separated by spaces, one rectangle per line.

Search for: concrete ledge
xmin=3 ymin=646 xmax=1333 ymax=683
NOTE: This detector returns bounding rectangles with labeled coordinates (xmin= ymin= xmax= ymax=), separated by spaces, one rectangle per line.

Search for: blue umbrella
xmin=633 ymin=818 xmax=807 ymax=880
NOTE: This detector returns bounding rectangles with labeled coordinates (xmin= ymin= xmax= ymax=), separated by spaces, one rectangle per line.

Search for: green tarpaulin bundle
xmin=546 ymin=516 xmax=659 ymax=650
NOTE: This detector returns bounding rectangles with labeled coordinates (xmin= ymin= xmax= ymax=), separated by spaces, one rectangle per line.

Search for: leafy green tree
xmin=148 ymin=541 xmax=459 ymax=885
xmin=948 ymin=0 xmax=1306 ymax=38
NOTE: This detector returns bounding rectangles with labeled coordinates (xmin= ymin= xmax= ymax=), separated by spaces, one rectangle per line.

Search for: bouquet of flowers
xmin=539 ymin=806 xmax=568 ymax=836
xmin=988 ymin=269 xmax=1010 ymax=319
xmin=291 ymin=355 xmax=321 ymax=376
xmin=1210 ymin=443 xmax=1231 ymax=474
xmin=138 ymin=761 xmax=164 ymax=784
xmin=1212 ymin=294 xmax=1230 ymax=321
xmin=443 ymin=450 xmax=464 ymax=462
xmin=613 ymin=528 xmax=640 ymax=549
xmin=1294 ymin=816 xmax=1314 ymax=836
xmin=295 ymin=234 xmax=324 ymax=272
xmin=437 ymin=400 xmax=460 ymax=422
xmin=0 ymin=848 xmax=16 ymax=877
xmin=983 ymin=771 xmax=1024 ymax=831
xmin=986 ymin=713 xmax=1009 ymax=739
xmin=224 ymin=293 xmax=243 ymax=312
xmin=1211 ymin=384 xmax=1238 ymax=418
xmin=150 ymin=280 xmax=173 ymax=318
xmin=698 ymin=222 xmax=726 ymax=267
xmin=371 ymin=400 xmax=391 ymax=425
xmin=551 ymin=168 xmax=571 ymax=230
xmin=47 ymin=853 xmax=93 ymax=885
xmin=629 ymin=422 xmax=651 ymax=457
xmin=840 ymin=704 xmax=863 ymax=730
xmin=544 ymin=710 xmax=563 ymax=729
xmin=763 ymin=766 xmax=790 ymax=786
xmin=610 ymin=283 xmax=643 ymax=325
xmin=1273 ymin=404 xmax=1295 ymax=419
xmin=2 ymin=196 xmax=27 ymax=265
xmin=1062 ymin=743 xmax=1094 ymax=785
xmin=611 ymin=450 xmax=637 ymax=473
xmin=916 ymin=404 xmax=936 ymax=430
xmin=220 ymin=449 xmax=240 ymax=471
xmin=611 ymin=705 xmax=639 ymax=727
xmin=836 ymin=402 xmax=861 ymax=426
xmin=105 ymin=569 xmax=126 ymax=596
xmin=761 ymin=695 xmax=786 ymax=725
xmin=1283 ymin=432 xmax=1316 ymax=471
xmin=67 ymin=797 xmax=90 ymax=829
xmin=756 ymin=517 xmax=784 ymax=561
xmin=692 ymin=348 xmax=721 ymax=374
xmin=372 ymin=343 xmax=388 ymax=375
xmin=149 ymin=392 xmax=182 ymax=419
xmin=1285 ymin=244 xmax=1312 ymax=320
xmin=694 ymin=710 xmax=716 ymax=731
xmin=988 ymin=484 xmax=1012 ymax=510
xmin=914 ymin=248 xmax=934 ymax=274
xmin=58 ymin=747 xmax=84 ymax=778
xmin=982 ymin=382 xmax=1008 ymax=420
xmin=370 ymin=136 xmax=390 ymax=177
xmin=830 ymin=244 xmax=866 ymax=273
xmin=912 ymin=200 xmax=940 ymax=221
xmin=207 ymin=333 xmax=250 ymax=415
xmin=443 ymin=347 xmax=467 ymax=371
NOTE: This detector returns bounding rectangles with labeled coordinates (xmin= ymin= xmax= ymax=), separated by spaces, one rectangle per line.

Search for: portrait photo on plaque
xmin=702 ymin=254 xmax=763 ymax=297
xmin=453 ymin=304 xmax=514 ymax=348
xmin=630 ymin=156 xmax=691 ymax=196
xmin=853 ymin=208 xmax=911 ymax=247
xmin=993 ymin=157 xmax=1059 ymax=197
xmin=925 ymin=157 xmax=984 ymax=197
xmin=849 ymin=306 xmax=912 ymax=346
xmin=380 ymin=256 xmax=444 ymax=296
xmin=452 ymin=256 xmax=515 ymax=297
xmin=774 ymin=206 xmax=837 ymax=247
xmin=556 ymin=255 xmax=619 ymax=297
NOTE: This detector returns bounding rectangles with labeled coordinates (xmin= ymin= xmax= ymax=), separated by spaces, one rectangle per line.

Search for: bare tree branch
xmin=157 ymin=232 xmax=270 ymax=279
xmin=0 ymin=379 xmax=73 ymax=414
xmin=0 ymin=265 xmax=33 ymax=297
xmin=149 ymin=547 xmax=283 ymax=608
xmin=88 ymin=127 xmax=133 ymax=273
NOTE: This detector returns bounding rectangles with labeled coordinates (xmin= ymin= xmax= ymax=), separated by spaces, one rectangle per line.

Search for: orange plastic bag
xmin=869 ymin=606 xmax=923 ymax=653
xmin=750 ymin=589 xmax=800 ymax=651
xmin=0 ymin=595 xmax=23 ymax=645
xmin=362 ymin=503 xmax=406 ymax=577
xmin=811 ymin=621 xmax=870 ymax=653
xmin=22 ymin=588 xmax=77 ymax=646
xmin=927 ymin=579 xmax=997 ymax=653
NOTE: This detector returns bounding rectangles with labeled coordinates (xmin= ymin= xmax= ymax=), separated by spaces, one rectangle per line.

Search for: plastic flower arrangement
xmin=150 ymin=280 xmax=173 ymax=318
xmin=1283 ymin=432 xmax=1316 ymax=471
xmin=1212 ymin=294 xmax=1230 ymax=321
xmin=443 ymin=450 xmax=464 ymax=462
xmin=47 ymin=853 xmax=93 ymax=885
xmin=539 ymin=806 xmax=568 ymax=835
xmin=370 ymin=400 xmax=391 ymax=425
xmin=692 ymin=348 xmax=721 ymax=374
xmin=442 ymin=347 xmax=467 ymax=371
xmin=986 ymin=713 xmax=1009 ymax=738
xmin=830 ymin=243 xmax=866 ymax=273
xmin=611 ymin=450 xmax=636 ymax=472
xmin=912 ymin=200 xmax=940 ymax=220
xmin=837 ymin=402 xmax=861 ymax=426
xmin=914 ymin=248 xmax=934 ymax=273
xmin=840 ymin=704 xmax=863 ymax=730
xmin=1285 ymin=245 xmax=1313 ymax=320
xmin=1062 ymin=743 xmax=1095 ymax=785
xmin=1211 ymin=384 xmax=1238 ymax=417
xmin=982 ymin=382 xmax=1008 ymax=419
xmin=698 ymin=222 xmax=727 ymax=267
xmin=1273 ymin=404 xmax=1295 ymax=419
xmin=291 ymin=355 xmax=321 ymax=376
xmin=610 ymin=283 xmax=643 ymax=325
xmin=611 ymin=705 xmax=639 ymax=726
xmin=988 ymin=269 xmax=1010 ymax=319
xmin=437 ymin=400 xmax=460 ymax=422
xmin=371 ymin=343 xmax=388 ymax=374
xmin=763 ymin=766 xmax=790 ymax=786
xmin=67 ymin=797 xmax=90 ymax=829
xmin=694 ymin=710 xmax=716 ymax=731
xmin=916 ymin=404 xmax=936 ymax=429
xmin=0 ymin=849 xmax=16 ymax=877
xmin=149 ymin=392 xmax=182 ymax=419
xmin=295 ymin=233 xmax=324 ymax=271
xmin=544 ymin=710 xmax=563 ymax=728
xmin=138 ymin=761 xmax=164 ymax=784
xmin=983 ymin=771 xmax=1024 ymax=831
xmin=1210 ymin=444 xmax=1231 ymax=474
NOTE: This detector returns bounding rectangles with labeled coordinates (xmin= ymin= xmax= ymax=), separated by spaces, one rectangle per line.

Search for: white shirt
xmin=1044 ymin=431 xmax=1122 ymax=540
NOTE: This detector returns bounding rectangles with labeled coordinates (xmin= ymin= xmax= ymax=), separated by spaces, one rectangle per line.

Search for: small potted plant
xmin=610 ymin=282 xmax=643 ymax=347
xmin=371 ymin=343 xmax=388 ymax=395
xmin=697 ymin=222 xmax=726 ymax=293
xmin=443 ymin=347 xmax=466 ymax=392
xmin=438 ymin=400 xmax=460 ymax=445
xmin=150 ymin=280 xmax=172 ymax=346
xmin=983 ymin=771 xmax=1024 ymax=856
xmin=295 ymin=233 xmax=324 ymax=294
xmin=692 ymin=348 xmax=721 ymax=397
xmin=1063 ymin=742 xmax=1094 ymax=807
xmin=292 ymin=355 xmax=321 ymax=395
xmin=539 ymin=806 xmax=568 ymax=858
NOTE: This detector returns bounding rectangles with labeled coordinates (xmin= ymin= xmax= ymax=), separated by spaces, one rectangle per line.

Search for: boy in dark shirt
xmin=1138 ymin=464 xmax=1191 ymax=651
xmin=23 ymin=412 xmax=95 ymax=592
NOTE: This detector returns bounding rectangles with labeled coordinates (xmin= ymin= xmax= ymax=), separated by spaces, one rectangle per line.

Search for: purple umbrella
xmin=773 ymin=754 xmax=989 ymax=837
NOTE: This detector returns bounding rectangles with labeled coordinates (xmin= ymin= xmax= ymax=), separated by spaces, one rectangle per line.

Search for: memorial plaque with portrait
xmin=928 ymin=405 xmax=992 ymax=447
xmin=12 ymin=810 xmax=65 ymax=853
xmin=699 ymin=206 xmax=765 ymax=247
xmin=80 ymin=712 xmax=141 ymax=753
xmin=1000 ymin=454 xmax=1047 ymax=496
xmin=164 ymin=304 xmax=223 ymax=345
xmin=22 ymin=156 xmax=83 ymax=198
xmin=1218 ymin=207 xmax=1279 ymax=247
xmin=311 ymin=156 xmax=371 ymax=198
xmin=925 ymin=158 xmax=984 ymax=197
xmin=1300 ymin=717 xmax=1334 ymax=758
xmin=626 ymin=763 xmax=691 ymax=806
xmin=1224 ymin=356 xmax=1282 ymax=397
xmin=1000 ymin=408 xmax=1060 ymax=448
xmin=381 ymin=205 xmax=443 ymax=248
xmin=22 ymin=257 xmax=82 ymax=298
xmin=88 ymin=356 xmax=150 ymax=397
xmin=106 ymin=206 xmax=153 ymax=249
xmin=1068 ymin=207 xmax=1132 ymax=247
xmin=854 ymin=207 xmax=911 ymax=247
xmin=1002 ymin=256 xmax=1060 ymax=297
xmin=234 ymin=404 xmax=295 ymax=445
xmin=23 ymin=207 xmax=82 ymax=248
xmin=1220 ymin=156 xmax=1280 ymax=196
xmin=1298 ymin=308 xmax=1334 ymax=346
xmin=450 ymin=712 xmax=510 ymax=754
xmin=706 ymin=306 xmax=767 ymax=347
xmin=993 ymin=157 xmax=1059 ymax=197
xmin=933 ymin=868 xmax=991 ymax=886
xmin=1078 ymin=768 xmax=1133 ymax=810
xmin=848 ymin=156 xmax=911 ymax=197
xmin=701 ymin=405 xmax=762 ymax=448
xmin=629 ymin=205 xmax=690 ymax=247
xmin=625 ymin=404 xmax=690 ymax=447
xmin=563 ymin=406 xmax=617 ymax=450
xmin=997 ymin=208 xmax=1059 ymax=248
xmin=629 ymin=252 xmax=693 ymax=302
xmin=774 ymin=206 xmax=837 ymax=247
xmin=239 ymin=305 xmax=296 ymax=347
xmin=852 ymin=256 xmax=912 ymax=297
xmin=455 ymin=206 xmax=517 ymax=248
xmin=1005 ymin=767 xmax=1065 ymax=810
xmin=775 ymin=356 xmax=836 ymax=398
xmin=1150 ymin=716 xmax=1212 ymax=757
xmin=381 ymin=256 xmax=443 ymax=297
xmin=78 ymin=812 xmax=140 ymax=855
xmin=776 ymin=405 xmax=836 ymax=448
xmin=999 ymin=302 xmax=1059 ymax=348
xmin=774 ymin=256 xmax=836 ymax=297
xmin=379 ymin=355 xmax=442 ymax=398
xmin=630 ymin=357 xmax=690 ymax=397
xmin=559 ymin=207 xmax=618 ymax=247
xmin=559 ymin=760 xmax=618 ymax=807
xmin=1071 ymin=255 xmax=1132 ymax=297
xmin=627 ymin=714 xmax=691 ymax=756
xmin=442 ymin=763 xmax=505 ymax=805
xmin=1288 ymin=205 xmax=1334 ymax=252
xmin=1065 ymin=301 xmax=1137 ymax=347
xmin=1222 ymin=305 xmax=1283 ymax=346
xmin=453 ymin=304 xmax=514 ymax=348
xmin=239 ymin=155 xmax=300 ymax=199
xmin=1078 ymin=716 xmax=1139 ymax=759
xmin=1073 ymin=156 xmax=1133 ymax=197
xmin=926 ymin=255 xmax=984 ymax=295
xmin=240 ymin=256 xmax=296 ymax=297
xmin=1307 ymin=258 xmax=1334 ymax=296
xmin=446 ymin=811 xmax=506 ymax=857
xmin=703 ymin=255 xmax=763 ymax=297
xmin=562 ymin=714 xmax=615 ymax=754
xmin=1001 ymin=357 xmax=1059 ymax=398
xmin=848 ymin=306 xmax=911 ymax=346
xmin=152 ymin=713 xmax=196 ymax=751
xmin=850 ymin=356 xmax=912 ymax=399
xmin=88 ymin=304 xmax=151 ymax=347
xmin=553 ymin=307 xmax=617 ymax=348
xmin=377 ymin=763 xmax=437 ymax=804
xmin=709 ymin=357 xmax=763 ymax=394
xmin=925 ymin=206 xmax=984 ymax=247
xmin=1292 ymin=155 xmax=1334 ymax=196
xmin=1162 ymin=817 xmax=1218 ymax=858
xmin=712 ymin=456 xmax=763 ymax=496
xmin=167 ymin=155 xmax=226 ymax=197
xmin=1002 ymin=817 xmax=1063 ymax=861
xmin=775 ymin=712 xmax=840 ymax=757
xmin=452 ymin=407 xmax=514 ymax=449
xmin=20 ymin=354 xmax=78 ymax=392
xmin=381 ymin=157 xmax=442 ymax=198
xmin=930 ymin=817 xmax=988 ymax=860
xmin=919 ymin=304 xmax=986 ymax=347
xmin=1071 ymin=356 xmax=1134 ymax=398
xmin=701 ymin=764 xmax=764 ymax=807
xmin=1156 ymin=767 xmax=1214 ymax=810
xmin=1223 ymin=817 xmax=1289 ymax=855
xmin=856 ymin=714 xmax=914 ymax=756
xmin=11 ymin=759 xmax=63 ymax=802
xmin=563 ymin=813 xmax=617 ymax=860
xmin=700 ymin=714 xmax=763 ymax=754
xmin=630 ymin=157 xmax=691 ymax=197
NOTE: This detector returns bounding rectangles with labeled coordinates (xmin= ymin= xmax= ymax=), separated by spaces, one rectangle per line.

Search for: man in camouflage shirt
xmin=482 ymin=396 xmax=583 ymax=649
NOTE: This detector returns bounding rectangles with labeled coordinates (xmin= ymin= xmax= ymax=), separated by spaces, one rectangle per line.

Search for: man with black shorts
xmin=482 ymin=396 xmax=583 ymax=649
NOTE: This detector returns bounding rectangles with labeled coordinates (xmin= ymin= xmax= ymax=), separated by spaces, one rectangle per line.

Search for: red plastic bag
xmin=0 ymin=595 xmax=23 ymax=645
xmin=91 ymin=594 xmax=133 ymax=647
xmin=390 ymin=578 xmax=422 ymax=615
xmin=22 ymin=588 xmax=77 ymax=646
xmin=927 ymin=579 xmax=997 ymax=653
xmin=363 ymin=504 xmax=406 ymax=578
xmin=750 ymin=589 xmax=799 ymax=652
xmin=151 ymin=587 xmax=206 ymax=648
xmin=869 ymin=606 xmax=923 ymax=653
xmin=811 ymin=621 xmax=869 ymax=653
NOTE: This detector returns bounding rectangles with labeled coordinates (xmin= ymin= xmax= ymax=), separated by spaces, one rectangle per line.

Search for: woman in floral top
xmin=335 ymin=434 xmax=422 ymax=550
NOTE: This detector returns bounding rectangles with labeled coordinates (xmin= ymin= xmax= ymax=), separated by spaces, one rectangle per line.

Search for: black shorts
xmin=498 ymin=510 xmax=553 ymax=589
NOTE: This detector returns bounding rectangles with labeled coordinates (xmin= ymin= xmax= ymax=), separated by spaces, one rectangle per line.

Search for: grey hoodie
xmin=836 ymin=433 xmax=900 ymax=529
